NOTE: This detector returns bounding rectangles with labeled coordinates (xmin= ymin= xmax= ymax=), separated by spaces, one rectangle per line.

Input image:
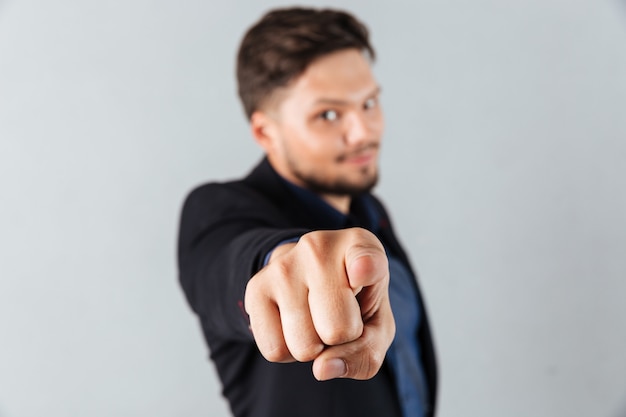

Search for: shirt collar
xmin=279 ymin=176 xmax=380 ymax=232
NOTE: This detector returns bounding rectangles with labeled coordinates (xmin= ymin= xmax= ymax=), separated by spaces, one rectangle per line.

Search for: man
xmin=178 ymin=7 xmax=437 ymax=417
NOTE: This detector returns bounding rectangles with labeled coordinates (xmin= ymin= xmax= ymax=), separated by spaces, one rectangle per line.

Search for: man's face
xmin=256 ymin=49 xmax=384 ymax=197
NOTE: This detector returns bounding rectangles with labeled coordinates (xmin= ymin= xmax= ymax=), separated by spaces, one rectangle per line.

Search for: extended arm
xmin=177 ymin=183 xmax=307 ymax=340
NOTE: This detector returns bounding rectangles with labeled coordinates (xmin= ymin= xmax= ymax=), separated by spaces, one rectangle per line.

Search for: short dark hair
xmin=236 ymin=7 xmax=375 ymax=119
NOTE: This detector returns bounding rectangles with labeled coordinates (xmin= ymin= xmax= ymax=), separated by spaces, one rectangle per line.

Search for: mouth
xmin=337 ymin=144 xmax=379 ymax=165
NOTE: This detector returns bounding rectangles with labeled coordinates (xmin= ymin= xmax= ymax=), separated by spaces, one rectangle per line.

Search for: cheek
xmin=293 ymin=127 xmax=342 ymax=159
xmin=298 ymin=140 xmax=334 ymax=166
xmin=371 ymin=111 xmax=385 ymax=136
xmin=280 ymin=128 xmax=322 ymax=166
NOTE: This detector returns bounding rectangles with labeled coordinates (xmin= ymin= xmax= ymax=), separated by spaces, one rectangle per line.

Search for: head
xmin=236 ymin=8 xmax=384 ymax=204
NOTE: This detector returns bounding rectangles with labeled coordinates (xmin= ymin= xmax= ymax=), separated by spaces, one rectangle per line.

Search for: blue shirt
xmin=266 ymin=180 xmax=429 ymax=417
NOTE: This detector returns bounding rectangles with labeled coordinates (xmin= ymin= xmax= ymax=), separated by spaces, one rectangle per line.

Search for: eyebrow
xmin=312 ymin=86 xmax=381 ymax=106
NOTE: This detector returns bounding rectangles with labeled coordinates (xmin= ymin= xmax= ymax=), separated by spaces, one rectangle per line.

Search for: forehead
xmin=280 ymin=49 xmax=379 ymax=109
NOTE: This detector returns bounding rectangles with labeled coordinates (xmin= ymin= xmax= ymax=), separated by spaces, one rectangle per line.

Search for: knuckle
xmin=290 ymin=343 xmax=323 ymax=362
xmin=296 ymin=231 xmax=319 ymax=249
xmin=352 ymin=228 xmax=384 ymax=253
xmin=350 ymin=226 xmax=372 ymax=240
xmin=245 ymin=269 xmax=273 ymax=305
xmin=266 ymin=256 xmax=294 ymax=283
xmin=296 ymin=232 xmax=327 ymax=261
xmin=350 ymin=227 xmax=378 ymax=245
xmin=260 ymin=342 xmax=291 ymax=363
xmin=319 ymin=320 xmax=363 ymax=346
xmin=319 ymin=331 xmax=344 ymax=346
xmin=245 ymin=273 xmax=261 ymax=296
xmin=249 ymin=260 xmax=297 ymax=304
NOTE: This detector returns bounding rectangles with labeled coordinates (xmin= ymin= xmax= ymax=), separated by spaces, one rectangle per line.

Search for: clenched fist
xmin=244 ymin=227 xmax=396 ymax=381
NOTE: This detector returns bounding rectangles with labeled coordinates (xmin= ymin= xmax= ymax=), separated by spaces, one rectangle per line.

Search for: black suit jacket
xmin=178 ymin=158 xmax=437 ymax=417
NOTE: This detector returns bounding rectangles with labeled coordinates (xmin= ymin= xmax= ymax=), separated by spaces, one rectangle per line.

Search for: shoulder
xmin=182 ymin=158 xmax=284 ymax=212
xmin=185 ymin=179 xmax=259 ymax=205
xmin=181 ymin=178 xmax=276 ymax=222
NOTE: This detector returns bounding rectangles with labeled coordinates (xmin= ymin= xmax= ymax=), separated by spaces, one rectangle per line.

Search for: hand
xmin=244 ymin=227 xmax=395 ymax=381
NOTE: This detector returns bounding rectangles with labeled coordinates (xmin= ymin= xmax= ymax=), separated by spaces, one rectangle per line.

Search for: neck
xmin=321 ymin=194 xmax=351 ymax=214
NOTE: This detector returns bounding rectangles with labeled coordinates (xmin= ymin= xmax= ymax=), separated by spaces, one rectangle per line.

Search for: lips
xmin=345 ymin=152 xmax=375 ymax=165
xmin=337 ymin=144 xmax=379 ymax=164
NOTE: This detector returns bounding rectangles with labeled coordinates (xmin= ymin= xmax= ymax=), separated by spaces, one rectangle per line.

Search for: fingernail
xmin=322 ymin=358 xmax=347 ymax=380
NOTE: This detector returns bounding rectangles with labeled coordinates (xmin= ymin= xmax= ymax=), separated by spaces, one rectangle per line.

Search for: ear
xmin=250 ymin=110 xmax=277 ymax=153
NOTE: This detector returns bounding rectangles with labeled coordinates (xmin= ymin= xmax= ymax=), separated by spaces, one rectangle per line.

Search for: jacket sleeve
xmin=177 ymin=182 xmax=308 ymax=342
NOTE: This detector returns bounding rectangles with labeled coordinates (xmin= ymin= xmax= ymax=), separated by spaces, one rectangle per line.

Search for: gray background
xmin=1 ymin=0 xmax=625 ymax=416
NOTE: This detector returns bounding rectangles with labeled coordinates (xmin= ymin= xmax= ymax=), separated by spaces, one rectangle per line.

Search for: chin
xmin=332 ymin=174 xmax=379 ymax=196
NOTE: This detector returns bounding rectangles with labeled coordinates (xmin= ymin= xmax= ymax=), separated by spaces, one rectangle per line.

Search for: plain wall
xmin=1 ymin=1 xmax=625 ymax=416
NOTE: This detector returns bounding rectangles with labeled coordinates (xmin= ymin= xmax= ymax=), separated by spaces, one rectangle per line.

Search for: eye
xmin=364 ymin=97 xmax=378 ymax=110
xmin=319 ymin=110 xmax=339 ymax=121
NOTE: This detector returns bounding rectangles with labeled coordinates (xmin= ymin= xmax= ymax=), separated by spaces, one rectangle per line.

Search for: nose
xmin=344 ymin=111 xmax=373 ymax=146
